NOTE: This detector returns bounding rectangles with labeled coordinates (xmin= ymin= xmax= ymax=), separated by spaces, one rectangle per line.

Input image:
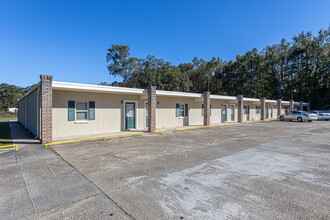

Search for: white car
xmin=279 ymin=111 xmax=317 ymax=122
xmin=309 ymin=111 xmax=330 ymax=121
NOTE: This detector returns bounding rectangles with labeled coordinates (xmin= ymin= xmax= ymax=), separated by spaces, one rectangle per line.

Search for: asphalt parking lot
xmin=1 ymin=121 xmax=330 ymax=219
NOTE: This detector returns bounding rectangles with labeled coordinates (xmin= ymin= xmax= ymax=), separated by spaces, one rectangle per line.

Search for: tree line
xmin=0 ymin=84 xmax=35 ymax=111
xmin=104 ymin=28 xmax=329 ymax=109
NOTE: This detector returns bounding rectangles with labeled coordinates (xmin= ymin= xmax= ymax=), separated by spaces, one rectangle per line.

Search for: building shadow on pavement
xmin=9 ymin=122 xmax=41 ymax=145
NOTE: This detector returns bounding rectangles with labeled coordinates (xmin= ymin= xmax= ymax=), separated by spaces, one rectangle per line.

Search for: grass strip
xmin=0 ymin=122 xmax=12 ymax=146
xmin=0 ymin=117 xmax=18 ymax=121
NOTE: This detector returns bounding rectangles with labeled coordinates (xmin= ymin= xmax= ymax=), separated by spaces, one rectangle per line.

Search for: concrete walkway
xmin=9 ymin=122 xmax=40 ymax=146
xmin=0 ymin=122 xmax=131 ymax=219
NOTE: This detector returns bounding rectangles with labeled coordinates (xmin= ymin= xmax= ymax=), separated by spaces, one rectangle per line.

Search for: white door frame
xmin=144 ymin=101 xmax=148 ymax=129
xmin=124 ymin=100 xmax=138 ymax=130
xmin=230 ymin=104 xmax=235 ymax=121
xmin=222 ymin=104 xmax=227 ymax=123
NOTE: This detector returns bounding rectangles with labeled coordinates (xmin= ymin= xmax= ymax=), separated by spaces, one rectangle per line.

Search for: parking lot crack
xmin=10 ymin=192 xmax=17 ymax=220
xmin=15 ymin=155 xmax=38 ymax=214
xmin=48 ymin=146 xmax=136 ymax=220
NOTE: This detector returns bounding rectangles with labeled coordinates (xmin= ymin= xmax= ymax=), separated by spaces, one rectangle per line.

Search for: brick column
xmin=289 ymin=100 xmax=294 ymax=111
xmin=299 ymin=101 xmax=304 ymax=111
xmin=203 ymin=92 xmax=210 ymax=126
xmin=307 ymin=102 xmax=310 ymax=111
xmin=40 ymin=75 xmax=53 ymax=144
xmin=148 ymin=86 xmax=156 ymax=133
xmin=237 ymin=95 xmax=243 ymax=122
xmin=277 ymin=99 xmax=282 ymax=118
xmin=260 ymin=97 xmax=266 ymax=120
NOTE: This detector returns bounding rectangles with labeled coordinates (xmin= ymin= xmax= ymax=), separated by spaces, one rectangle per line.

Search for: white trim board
xmin=51 ymin=81 xmax=296 ymax=105
xmin=123 ymin=100 xmax=138 ymax=130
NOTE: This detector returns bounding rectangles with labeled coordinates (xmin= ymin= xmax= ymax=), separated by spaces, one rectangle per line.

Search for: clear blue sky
xmin=1 ymin=0 xmax=329 ymax=87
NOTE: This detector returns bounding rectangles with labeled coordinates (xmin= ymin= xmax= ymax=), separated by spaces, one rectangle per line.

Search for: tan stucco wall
xmin=52 ymin=90 xmax=148 ymax=139
xmin=18 ymin=89 xmax=39 ymax=136
xmin=272 ymin=106 xmax=278 ymax=118
xmin=53 ymin=92 xmax=244 ymax=138
xmin=250 ymin=104 xmax=261 ymax=121
xmin=27 ymin=89 xmax=38 ymax=136
xmin=265 ymin=104 xmax=278 ymax=119
xmin=241 ymin=102 xmax=259 ymax=121
xmin=156 ymin=98 xmax=239 ymax=129
xmin=156 ymin=96 xmax=203 ymax=128
xmin=210 ymin=101 xmax=238 ymax=124
xmin=18 ymin=98 xmax=25 ymax=125
xmin=240 ymin=102 xmax=278 ymax=121
xmin=52 ymin=89 xmax=285 ymax=140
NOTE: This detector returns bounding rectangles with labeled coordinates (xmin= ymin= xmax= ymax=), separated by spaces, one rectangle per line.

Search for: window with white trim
xmin=178 ymin=104 xmax=185 ymax=117
xmin=76 ymin=102 xmax=88 ymax=120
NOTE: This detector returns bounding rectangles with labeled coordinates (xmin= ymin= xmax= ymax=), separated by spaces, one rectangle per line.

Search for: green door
xmin=222 ymin=105 xmax=227 ymax=123
xmin=266 ymin=106 xmax=269 ymax=119
xmin=125 ymin=102 xmax=135 ymax=129
xmin=231 ymin=105 xmax=234 ymax=121
xmin=145 ymin=102 xmax=148 ymax=128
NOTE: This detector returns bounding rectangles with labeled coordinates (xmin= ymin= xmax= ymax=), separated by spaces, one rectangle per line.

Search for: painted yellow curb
xmin=44 ymin=132 xmax=143 ymax=147
xmin=175 ymin=122 xmax=239 ymax=131
xmin=175 ymin=119 xmax=278 ymax=132
xmin=0 ymin=144 xmax=18 ymax=151
xmin=154 ymin=130 xmax=167 ymax=134
xmin=175 ymin=125 xmax=207 ymax=132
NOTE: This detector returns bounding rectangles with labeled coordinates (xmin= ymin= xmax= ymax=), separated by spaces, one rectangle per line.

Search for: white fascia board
xmin=265 ymin=99 xmax=277 ymax=103
xmin=156 ymin=90 xmax=203 ymax=98
xmin=51 ymin=81 xmax=301 ymax=105
xmin=52 ymin=81 xmax=147 ymax=95
xmin=243 ymin=97 xmax=260 ymax=102
xmin=210 ymin=95 xmax=237 ymax=101
xmin=281 ymin=101 xmax=290 ymax=105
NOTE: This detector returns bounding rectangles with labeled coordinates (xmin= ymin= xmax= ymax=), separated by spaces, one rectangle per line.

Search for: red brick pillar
xmin=40 ymin=75 xmax=53 ymax=144
xmin=260 ymin=97 xmax=266 ymax=120
xmin=289 ymin=100 xmax=294 ymax=111
xmin=237 ymin=95 xmax=243 ymax=122
xmin=299 ymin=101 xmax=304 ymax=111
xmin=203 ymin=92 xmax=210 ymax=126
xmin=148 ymin=86 xmax=156 ymax=133
xmin=277 ymin=99 xmax=282 ymax=118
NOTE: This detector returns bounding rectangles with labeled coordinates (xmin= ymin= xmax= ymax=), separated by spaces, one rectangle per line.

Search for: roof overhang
xmin=156 ymin=90 xmax=203 ymax=98
xmin=52 ymin=81 xmax=147 ymax=95
xmin=265 ymin=99 xmax=277 ymax=104
xmin=243 ymin=98 xmax=260 ymax=102
xmin=210 ymin=95 xmax=237 ymax=101
xmin=50 ymin=81 xmax=297 ymax=104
